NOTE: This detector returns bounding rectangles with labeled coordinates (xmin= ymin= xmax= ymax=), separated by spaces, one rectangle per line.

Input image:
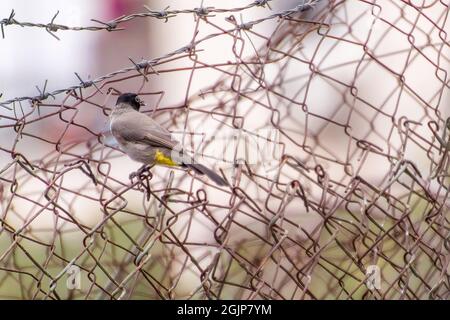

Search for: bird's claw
xmin=129 ymin=165 xmax=153 ymax=201
xmin=129 ymin=171 xmax=138 ymax=181
xmin=129 ymin=165 xmax=148 ymax=181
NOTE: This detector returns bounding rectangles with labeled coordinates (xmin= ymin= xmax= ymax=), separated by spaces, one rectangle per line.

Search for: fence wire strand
xmin=0 ymin=0 xmax=449 ymax=300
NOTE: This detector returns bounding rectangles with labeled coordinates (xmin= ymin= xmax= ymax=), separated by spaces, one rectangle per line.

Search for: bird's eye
xmin=135 ymin=97 xmax=140 ymax=103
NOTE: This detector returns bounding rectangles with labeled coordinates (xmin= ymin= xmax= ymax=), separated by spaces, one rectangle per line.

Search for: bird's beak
xmin=139 ymin=100 xmax=147 ymax=107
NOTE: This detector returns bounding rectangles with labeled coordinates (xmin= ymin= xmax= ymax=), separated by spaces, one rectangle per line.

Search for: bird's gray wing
xmin=112 ymin=112 xmax=179 ymax=149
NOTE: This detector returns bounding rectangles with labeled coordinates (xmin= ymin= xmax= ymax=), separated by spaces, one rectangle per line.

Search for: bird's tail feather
xmin=183 ymin=163 xmax=227 ymax=186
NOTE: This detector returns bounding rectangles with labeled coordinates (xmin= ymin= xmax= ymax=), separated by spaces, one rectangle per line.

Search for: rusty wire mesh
xmin=0 ymin=0 xmax=449 ymax=300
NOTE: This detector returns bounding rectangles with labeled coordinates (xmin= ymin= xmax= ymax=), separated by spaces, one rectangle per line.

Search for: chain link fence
xmin=0 ymin=0 xmax=449 ymax=299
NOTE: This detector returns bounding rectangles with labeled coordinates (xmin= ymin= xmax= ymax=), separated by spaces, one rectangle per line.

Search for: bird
xmin=109 ymin=92 xmax=227 ymax=186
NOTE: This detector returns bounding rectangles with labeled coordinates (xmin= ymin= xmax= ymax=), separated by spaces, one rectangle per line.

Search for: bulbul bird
xmin=110 ymin=93 xmax=227 ymax=186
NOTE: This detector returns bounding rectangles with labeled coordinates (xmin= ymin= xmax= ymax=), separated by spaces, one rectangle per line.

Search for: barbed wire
xmin=0 ymin=0 xmax=320 ymax=107
xmin=0 ymin=0 xmax=318 ymax=40
xmin=0 ymin=0 xmax=449 ymax=300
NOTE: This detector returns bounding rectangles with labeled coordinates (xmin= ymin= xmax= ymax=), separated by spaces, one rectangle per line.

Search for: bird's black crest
xmin=116 ymin=93 xmax=141 ymax=111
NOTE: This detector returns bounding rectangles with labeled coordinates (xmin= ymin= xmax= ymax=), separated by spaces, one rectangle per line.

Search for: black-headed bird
xmin=110 ymin=93 xmax=227 ymax=186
